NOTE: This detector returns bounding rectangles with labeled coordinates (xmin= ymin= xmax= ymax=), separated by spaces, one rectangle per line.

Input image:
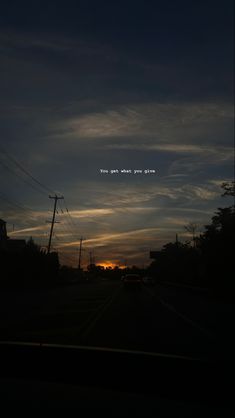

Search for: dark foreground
xmin=0 ymin=340 xmax=233 ymax=417
xmin=0 ymin=279 xmax=234 ymax=416
xmin=0 ymin=279 xmax=234 ymax=359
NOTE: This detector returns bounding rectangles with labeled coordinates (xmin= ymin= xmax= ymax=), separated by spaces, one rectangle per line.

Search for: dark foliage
xmin=148 ymin=241 xmax=203 ymax=286
xmin=149 ymin=183 xmax=235 ymax=297
xmin=198 ymin=206 xmax=235 ymax=292
xmin=0 ymin=237 xmax=59 ymax=288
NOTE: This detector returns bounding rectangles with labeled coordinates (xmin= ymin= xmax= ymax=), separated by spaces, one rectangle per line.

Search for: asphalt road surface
xmin=0 ymin=279 xmax=234 ymax=360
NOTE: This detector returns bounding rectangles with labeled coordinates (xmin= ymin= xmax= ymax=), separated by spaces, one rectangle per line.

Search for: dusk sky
xmin=0 ymin=0 xmax=234 ymax=268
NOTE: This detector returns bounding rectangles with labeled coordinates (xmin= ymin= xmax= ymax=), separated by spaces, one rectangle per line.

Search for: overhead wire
xmin=57 ymin=201 xmax=80 ymax=243
xmin=58 ymin=253 xmax=77 ymax=263
xmin=0 ymin=146 xmax=89 ymax=256
xmin=0 ymin=146 xmax=58 ymax=249
xmin=0 ymin=145 xmax=54 ymax=195
xmin=0 ymin=157 xmax=48 ymax=197
xmin=0 ymin=191 xmax=39 ymax=215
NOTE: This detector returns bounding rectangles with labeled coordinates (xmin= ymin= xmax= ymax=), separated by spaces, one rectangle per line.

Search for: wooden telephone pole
xmin=47 ymin=195 xmax=64 ymax=254
xmin=78 ymin=237 xmax=85 ymax=270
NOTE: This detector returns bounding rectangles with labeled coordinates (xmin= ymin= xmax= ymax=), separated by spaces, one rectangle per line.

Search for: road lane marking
xmin=143 ymin=285 xmax=214 ymax=338
xmin=159 ymin=298 xmax=215 ymax=339
xmin=142 ymin=286 xmax=155 ymax=298
xmin=79 ymin=285 xmax=122 ymax=341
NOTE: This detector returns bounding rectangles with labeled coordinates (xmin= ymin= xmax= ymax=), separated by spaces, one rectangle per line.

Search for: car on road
xmin=122 ymin=274 xmax=142 ymax=287
xmin=142 ymin=276 xmax=155 ymax=286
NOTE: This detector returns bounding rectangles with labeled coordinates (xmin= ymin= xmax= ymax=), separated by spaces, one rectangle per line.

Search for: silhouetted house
xmin=0 ymin=219 xmax=26 ymax=252
xmin=5 ymin=239 xmax=26 ymax=253
xmin=0 ymin=219 xmax=8 ymax=241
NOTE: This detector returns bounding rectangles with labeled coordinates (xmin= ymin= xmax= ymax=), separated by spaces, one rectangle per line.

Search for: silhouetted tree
xmin=148 ymin=183 xmax=234 ymax=296
xmin=184 ymin=223 xmax=199 ymax=248
xmin=221 ymin=181 xmax=235 ymax=197
xmin=25 ymin=236 xmax=40 ymax=253
xmin=149 ymin=241 xmax=202 ymax=285
xmin=198 ymin=183 xmax=235 ymax=294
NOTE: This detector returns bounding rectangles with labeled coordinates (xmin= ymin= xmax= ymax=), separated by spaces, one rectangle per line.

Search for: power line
xmin=0 ymin=191 xmax=38 ymax=215
xmin=0 ymin=146 xmax=55 ymax=195
xmin=54 ymin=212 xmax=76 ymax=241
xmin=0 ymin=147 xmax=91 ymax=257
xmin=0 ymin=146 xmax=83 ymax=238
xmin=58 ymin=253 xmax=77 ymax=263
xmin=57 ymin=201 xmax=81 ymax=243
xmin=55 ymin=222 xmax=75 ymax=241
xmin=62 ymin=198 xmax=80 ymax=230
xmin=0 ymin=157 xmax=48 ymax=197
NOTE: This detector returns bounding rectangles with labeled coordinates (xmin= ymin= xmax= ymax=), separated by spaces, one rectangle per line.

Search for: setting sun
xmin=98 ymin=261 xmax=125 ymax=269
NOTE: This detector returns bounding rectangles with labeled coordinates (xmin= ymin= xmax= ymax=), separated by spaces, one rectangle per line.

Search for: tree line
xmin=0 ymin=238 xmax=59 ymax=288
xmin=148 ymin=182 xmax=235 ymax=297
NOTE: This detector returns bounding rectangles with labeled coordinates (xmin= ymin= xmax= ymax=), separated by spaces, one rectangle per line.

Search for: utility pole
xmin=89 ymin=251 xmax=93 ymax=266
xmin=176 ymin=233 xmax=179 ymax=247
xmin=78 ymin=237 xmax=85 ymax=270
xmin=47 ymin=195 xmax=64 ymax=254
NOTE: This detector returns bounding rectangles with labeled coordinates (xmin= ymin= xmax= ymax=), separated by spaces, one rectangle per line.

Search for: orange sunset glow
xmin=98 ymin=261 xmax=125 ymax=269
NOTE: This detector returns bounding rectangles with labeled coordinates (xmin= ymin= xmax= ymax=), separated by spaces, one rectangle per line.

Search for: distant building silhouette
xmin=0 ymin=219 xmax=26 ymax=252
xmin=0 ymin=219 xmax=8 ymax=241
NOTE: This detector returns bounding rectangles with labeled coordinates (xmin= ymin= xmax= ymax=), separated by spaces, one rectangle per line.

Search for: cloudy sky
xmin=0 ymin=0 xmax=234 ymax=268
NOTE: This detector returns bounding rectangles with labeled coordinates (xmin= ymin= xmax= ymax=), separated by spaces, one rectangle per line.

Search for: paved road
xmin=0 ymin=280 xmax=233 ymax=360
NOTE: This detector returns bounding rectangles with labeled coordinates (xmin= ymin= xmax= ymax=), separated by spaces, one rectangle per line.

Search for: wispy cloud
xmin=106 ymin=143 xmax=233 ymax=158
xmin=8 ymin=224 xmax=48 ymax=236
xmin=55 ymin=227 xmax=165 ymax=250
xmin=54 ymin=102 xmax=233 ymax=143
xmin=88 ymin=182 xmax=221 ymax=208
xmin=68 ymin=208 xmax=114 ymax=218
xmin=0 ymin=30 xmax=112 ymax=58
